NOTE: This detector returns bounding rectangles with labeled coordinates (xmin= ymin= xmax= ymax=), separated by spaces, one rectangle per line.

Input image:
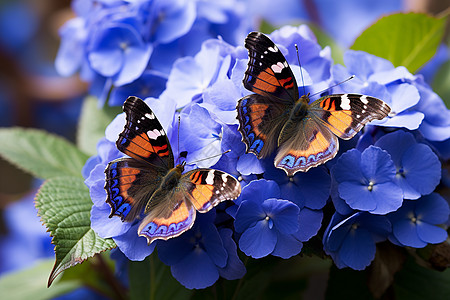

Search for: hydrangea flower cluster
xmin=82 ymin=23 xmax=450 ymax=289
xmin=55 ymin=0 xmax=247 ymax=106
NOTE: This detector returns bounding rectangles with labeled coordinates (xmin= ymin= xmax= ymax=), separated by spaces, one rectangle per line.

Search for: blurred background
xmin=0 ymin=0 xmax=449 ymax=287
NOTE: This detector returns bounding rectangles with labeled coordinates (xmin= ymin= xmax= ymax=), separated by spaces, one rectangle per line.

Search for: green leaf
xmin=0 ymin=128 xmax=89 ymax=179
xmin=0 ymin=259 xmax=82 ymax=300
xmin=351 ymin=13 xmax=446 ymax=73
xmin=394 ymin=257 xmax=450 ymax=300
xmin=77 ymin=97 xmax=121 ymax=156
xmin=35 ymin=176 xmax=116 ymax=286
xmin=129 ymin=253 xmax=192 ymax=300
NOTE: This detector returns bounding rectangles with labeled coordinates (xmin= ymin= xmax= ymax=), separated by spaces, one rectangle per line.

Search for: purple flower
xmin=323 ymin=212 xmax=391 ymax=270
xmin=332 ymin=146 xmax=403 ymax=214
xmin=375 ymin=130 xmax=441 ymax=200
xmin=234 ymin=180 xmax=304 ymax=259
xmin=157 ymin=211 xmax=245 ymax=289
xmin=387 ymin=193 xmax=449 ymax=248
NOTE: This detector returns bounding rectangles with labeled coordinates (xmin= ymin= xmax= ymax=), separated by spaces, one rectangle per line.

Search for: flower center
xmin=265 ymin=216 xmax=274 ymax=229
xmin=289 ymin=176 xmax=294 ymax=182
xmin=238 ymin=175 xmax=243 ymax=182
xmin=120 ymin=42 xmax=129 ymax=51
xmin=396 ymin=167 xmax=405 ymax=177
xmin=367 ymin=181 xmax=374 ymax=191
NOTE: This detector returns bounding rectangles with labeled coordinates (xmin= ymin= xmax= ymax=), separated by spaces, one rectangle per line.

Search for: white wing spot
xmin=341 ymin=94 xmax=351 ymax=110
xmin=361 ymin=95 xmax=369 ymax=104
xmin=264 ymin=50 xmax=268 ymax=54
xmin=363 ymin=105 xmax=367 ymax=109
xmin=205 ymin=171 xmax=215 ymax=185
xmin=268 ymin=46 xmax=278 ymax=52
xmin=221 ymin=173 xmax=228 ymax=183
xmin=356 ymin=114 xmax=361 ymax=118
xmin=271 ymin=62 xmax=285 ymax=73
xmin=362 ymin=110 xmax=366 ymax=113
xmin=261 ymin=55 xmax=264 ymax=58
xmin=259 ymin=62 xmax=262 ymax=66
xmin=145 ymin=113 xmax=155 ymax=119
xmin=147 ymin=129 xmax=162 ymax=140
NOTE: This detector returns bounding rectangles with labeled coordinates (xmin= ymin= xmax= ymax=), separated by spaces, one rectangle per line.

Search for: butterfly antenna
xmin=295 ymin=44 xmax=307 ymax=96
xmin=309 ymin=75 xmax=356 ymax=98
xmin=186 ymin=150 xmax=231 ymax=165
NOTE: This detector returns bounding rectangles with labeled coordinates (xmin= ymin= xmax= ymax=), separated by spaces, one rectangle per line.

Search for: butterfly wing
xmin=105 ymin=96 xmax=173 ymax=223
xmin=138 ymin=191 xmax=196 ymax=245
xmin=237 ymin=94 xmax=290 ymax=158
xmin=117 ymin=96 xmax=174 ymax=169
xmin=309 ymin=94 xmax=391 ymax=140
xmin=137 ymin=169 xmax=241 ymax=244
xmin=275 ymin=115 xmax=339 ymax=176
xmin=105 ymin=158 xmax=164 ymax=222
xmin=182 ymin=169 xmax=241 ymax=212
xmin=243 ymin=31 xmax=298 ymax=103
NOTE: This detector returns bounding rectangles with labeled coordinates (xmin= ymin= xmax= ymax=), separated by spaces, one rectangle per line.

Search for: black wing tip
xmin=245 ymin=31 xmax=274 ymax=49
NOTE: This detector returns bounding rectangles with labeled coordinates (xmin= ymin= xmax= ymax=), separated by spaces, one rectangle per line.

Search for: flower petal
xmin=239 ymin=221 xmax=277 ymax=258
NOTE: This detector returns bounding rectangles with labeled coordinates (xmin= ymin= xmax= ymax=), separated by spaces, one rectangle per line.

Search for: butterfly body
xmin=105 ymin=96 xmax=241 ymax=244
xmin=237 ymin=32 xmax=391 ymax=176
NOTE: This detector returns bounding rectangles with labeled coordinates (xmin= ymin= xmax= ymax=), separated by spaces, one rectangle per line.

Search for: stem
xmin=94 ymin=254 xmax=128 ymax=300
xmin=149 ymin=254 xmax=156 ymax=300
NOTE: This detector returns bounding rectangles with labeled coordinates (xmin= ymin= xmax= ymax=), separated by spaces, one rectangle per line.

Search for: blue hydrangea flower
xmin=270 ymin=25 xmax=332 ymax=88
xmin=56 ymin=0 xmax=248 ymax=107
xmin=374 ymin=130 xmax=441 ymax=200
xmin=332 ymin=50 xmax=424 ymax=130
xmin=233 ymin=179 xmax=308 ymax=259
xmin=332 ymin=145 xmax=403 ymax=214
xmin=263 ymin=161 xmax=330 ymax=210
xmin=387 ymin=193 xmax=449 ymax=248
xmin=157 ymin=211 xmax=245 ymax=289
xmin=161 ymin=38 xmax=239 ymax=109
xmin=412 ymin=77 xmax=450 ymax=141
xmin=323 ymin=212 xmax=391 ymax=270
xmin=108 ymin=70 xmax=168 ymax=106
xmin=178 ymin=104 xmax=224 ymax=168
xmin=212 ymin=125 xmax=264 ymax=180
xmin=87 ymin=22 xmax=153 ymax=86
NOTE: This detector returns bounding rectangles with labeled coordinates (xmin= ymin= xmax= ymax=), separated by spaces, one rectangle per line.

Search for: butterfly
xmin=104 ymin=96 xmax=241 ymax=244
xmin=236 ymin=32 xmax=391 ymax=176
